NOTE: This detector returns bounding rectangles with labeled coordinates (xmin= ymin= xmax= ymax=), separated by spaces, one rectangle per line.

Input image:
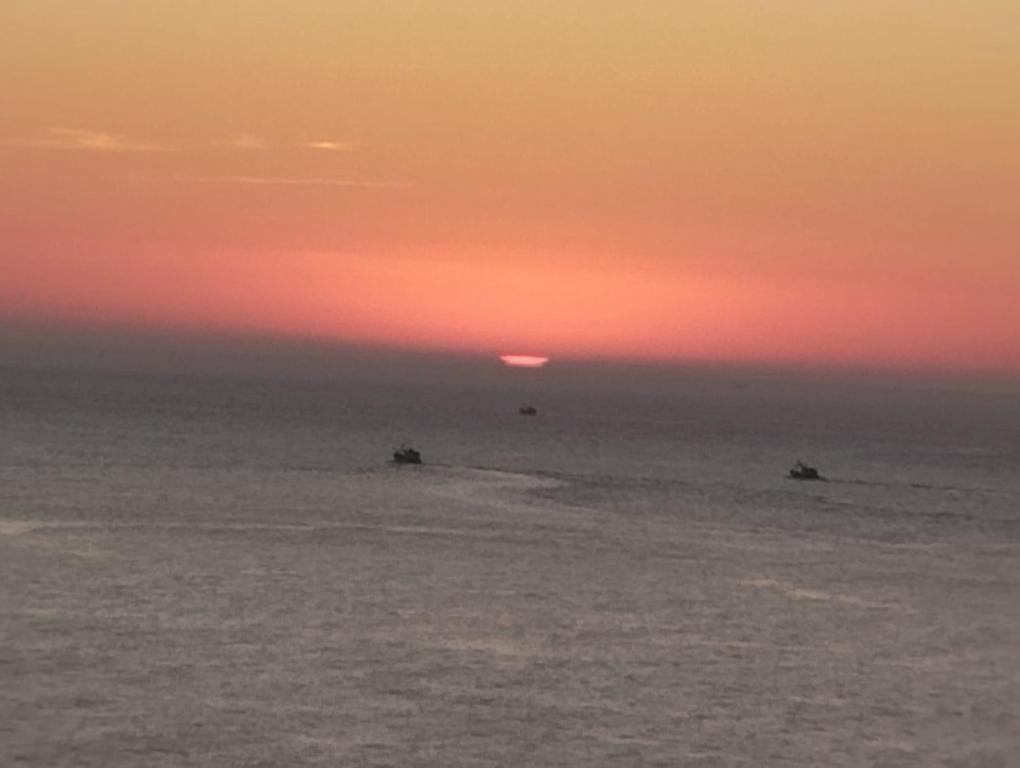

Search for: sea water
xmin=1 ymin=364 xmax=1017 ymax=766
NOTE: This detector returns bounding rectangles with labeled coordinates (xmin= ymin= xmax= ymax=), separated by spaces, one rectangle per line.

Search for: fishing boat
xmin=393 ymin=445 xmax=422 ymax=464
xmin=789 ymin=461 xmax=823 ymax=480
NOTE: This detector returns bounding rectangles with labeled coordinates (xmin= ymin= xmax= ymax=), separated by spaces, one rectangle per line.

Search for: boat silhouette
xmin=393 ymin=445 xmax=422 ymax=464
xmin=789 ymin=460 xmax=823 ymax=480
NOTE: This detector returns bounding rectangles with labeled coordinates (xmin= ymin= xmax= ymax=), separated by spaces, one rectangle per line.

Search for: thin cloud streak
xmin=11 ymin=128 xmax=176 ymax=152
xmin=183 ymin=176 xmax=410 ymax=189
xmin=220 ymin=134 xmax=268 ymax=150
xmin=7 ymin=130 xmax=358 ymax=155
xmin=302 ymin=140 xmax=356 ymax=152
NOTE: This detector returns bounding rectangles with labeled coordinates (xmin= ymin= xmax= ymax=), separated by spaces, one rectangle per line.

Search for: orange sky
xmin=2 ymin=1 xmax=1019 ymax=373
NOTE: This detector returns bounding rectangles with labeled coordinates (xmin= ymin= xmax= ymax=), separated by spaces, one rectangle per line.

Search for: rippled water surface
xmin=1 ymin=366 xmax=1018 ymax=766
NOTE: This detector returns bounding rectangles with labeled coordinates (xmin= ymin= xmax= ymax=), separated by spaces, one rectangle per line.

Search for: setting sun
xmin=500 ymin=355 xmax=550 ymax=368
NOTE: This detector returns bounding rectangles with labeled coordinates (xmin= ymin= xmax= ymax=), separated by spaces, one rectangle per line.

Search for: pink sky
xmin=3 ymin=1 xmax=1019 ymax=373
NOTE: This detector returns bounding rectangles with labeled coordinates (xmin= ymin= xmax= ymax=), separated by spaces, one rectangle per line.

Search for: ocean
xmin=1 ymin=363 xmax=1018 ymax=766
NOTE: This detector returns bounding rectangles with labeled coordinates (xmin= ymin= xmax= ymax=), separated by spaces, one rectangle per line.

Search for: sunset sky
xmin=2 ymin=1 xmax=1019 ymax=373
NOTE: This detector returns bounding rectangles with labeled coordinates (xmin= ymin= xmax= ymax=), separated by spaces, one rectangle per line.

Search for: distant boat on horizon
xmin=518 ymin=405 xmax=538 ymax=416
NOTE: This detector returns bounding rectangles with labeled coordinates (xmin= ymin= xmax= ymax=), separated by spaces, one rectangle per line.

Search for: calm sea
xmin=2 ymin=364 xmax=1018 ymax=766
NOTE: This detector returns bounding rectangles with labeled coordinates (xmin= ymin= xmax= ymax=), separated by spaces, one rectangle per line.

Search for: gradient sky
xmin=2 ymin=1 xmax=1019 ymax=373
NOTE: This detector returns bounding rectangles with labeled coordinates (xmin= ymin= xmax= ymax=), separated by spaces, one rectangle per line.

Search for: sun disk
xmin=499 ymin=354 xmax=550 ymax=368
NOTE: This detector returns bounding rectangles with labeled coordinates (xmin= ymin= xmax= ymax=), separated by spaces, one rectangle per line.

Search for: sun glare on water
xmin=499 ymin=355 xmax=550 ymax=368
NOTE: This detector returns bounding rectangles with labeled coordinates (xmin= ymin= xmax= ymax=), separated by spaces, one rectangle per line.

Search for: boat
xmin=393 ymin=445 xmax=422 ymax=464
xmin=518 ymin=405 xmax=538 ymax=416
xmin=789 ymin=461 xmax=823 ymax=480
